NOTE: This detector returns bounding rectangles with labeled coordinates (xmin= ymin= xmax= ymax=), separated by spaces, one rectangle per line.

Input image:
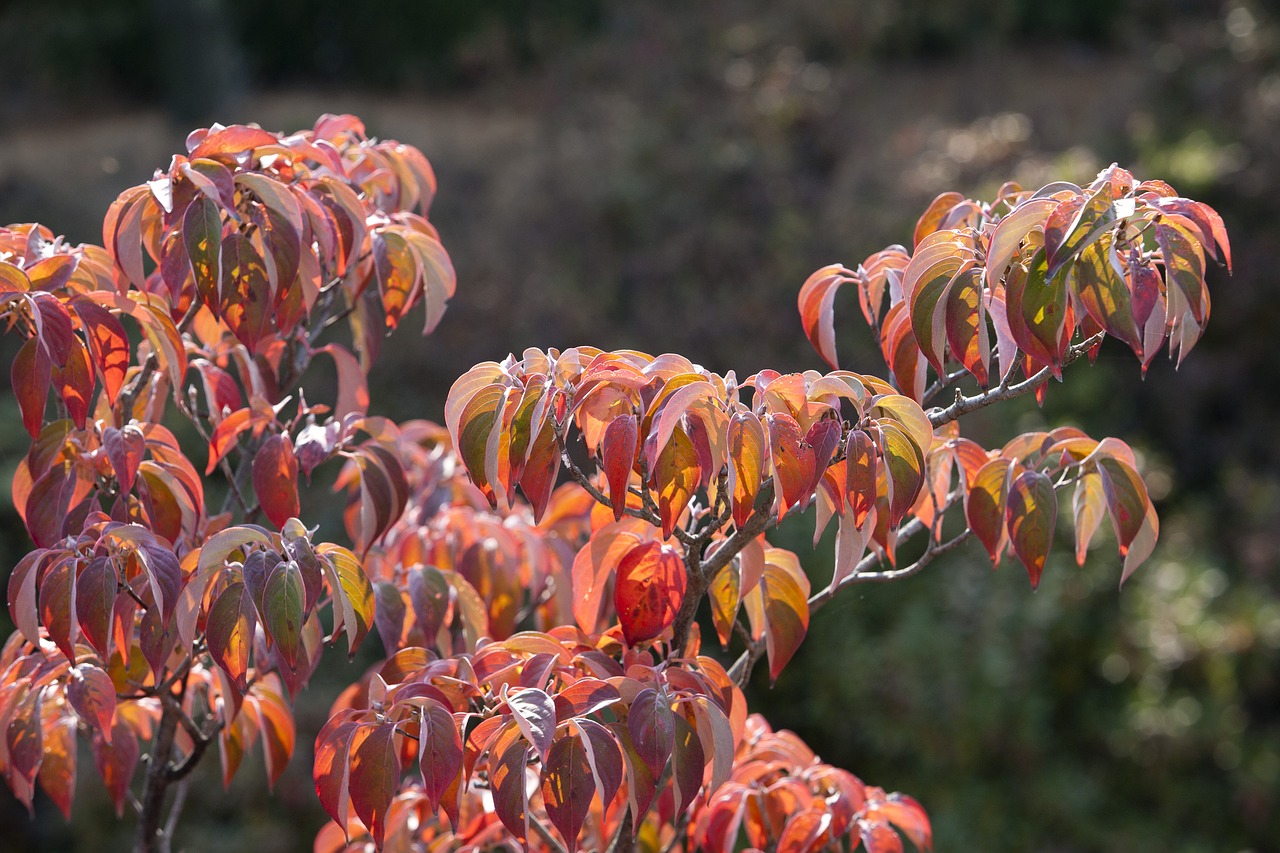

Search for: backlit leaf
xmin=601 ymin=413 xmax=638 ymax=521
xmin=728 ymin=412 xmax=767 ymax=528
xmin=1006 ymin=468 xmax=1057 ymax=588
xmin=252 ymin=434 xmax=300 ymax=530
xmin=67 ymin=664 xmax=117 ymax=737
xmin=542 ymin=735 xmax=595 ymax=852
xmin=627 ymin=688 xmax=674 ymax=780
xmin=614 ymin=541 xmax=687 ymax=646
xmin=348 ymin=724 xmax=400 ymax=847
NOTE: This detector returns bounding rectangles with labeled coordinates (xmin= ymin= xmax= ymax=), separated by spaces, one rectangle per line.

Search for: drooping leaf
xmin=348 ymin=723 xmax=400 ymax=847
xmin=966 ymin=458 xmax=1012 ymax=565
xmin=797 ymin=265 xmax=856 ymax=369
xmin=614 ymin=541 xmax=687 ymax=646
xmin=252 ymin=434 xmax=300 ymax=530
xmin=541 ymin=734 xmax=595 ymax=852
xmin=184 ymin=195 xmax=223 ymax=309
xmin=1006 ymin=468 xmax=1057 ymax=588
xmin=627 ymin=688 xmax=674 ymax=780
xmin=415 ymin=699 xmax=463 ymax=812
xmin=67 ymin=664 xmax=117 ymax=737
xmin=263 ymin=560 xmax=306 ymax=671
xmin=601 ymin=413 xmax=638 ymax=521
xmin=728 ymin=412 xmax=767 ymax=528
xmin=670 ymin=712 xmax=706 ymax=814
xmin=206 ymin=582 xmax=256 ymax=691
xmin=572 ymin=524 xmax=644 ymax=634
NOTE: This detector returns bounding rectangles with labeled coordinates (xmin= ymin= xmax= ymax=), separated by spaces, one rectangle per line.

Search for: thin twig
xmin=159 ymin=777 xmax=190 ymax=853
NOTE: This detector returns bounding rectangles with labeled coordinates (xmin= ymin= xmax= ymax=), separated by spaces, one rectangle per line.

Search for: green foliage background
xmin=0 ymin=1 xmax=1276 ymax=850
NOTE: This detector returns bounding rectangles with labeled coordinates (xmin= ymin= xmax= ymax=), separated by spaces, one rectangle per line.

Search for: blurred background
xmin=0 ymin=1 xmax=1277 ymax=850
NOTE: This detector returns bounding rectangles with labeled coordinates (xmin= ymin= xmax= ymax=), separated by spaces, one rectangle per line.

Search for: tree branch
xmin=529 ymin=810 xmax=570 ymax=853
xmin=926 ymin=333 xmax=1103 ymax=428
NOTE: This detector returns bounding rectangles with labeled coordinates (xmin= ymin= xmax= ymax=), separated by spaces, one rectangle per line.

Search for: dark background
xmin=0 ymin=1 xmax=1277 ymax=850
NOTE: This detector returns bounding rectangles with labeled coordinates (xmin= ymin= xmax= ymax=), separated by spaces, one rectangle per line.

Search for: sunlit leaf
xmin=614 ymin=541 xmax=687 ymax=646
xmin=1006 ymin=468 xmax=1057 ymax=589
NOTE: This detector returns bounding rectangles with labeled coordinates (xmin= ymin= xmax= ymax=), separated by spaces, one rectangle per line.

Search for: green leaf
xmin=1006 ymin=468 xmax=1057 ymax=589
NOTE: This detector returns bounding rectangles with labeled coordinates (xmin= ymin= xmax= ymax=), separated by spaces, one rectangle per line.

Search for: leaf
xmin=913 ymin=191 xmax=965 ymax=247
xmin=627 ymin=688 xmax=674 ymax=780
xmin=542 ymin=734 xmax=595 ymax=852
xmin=1006 ymin=468 xmax=1057 ymax=589
xmin=614 ymin=541 xmax=687 ymax=646
xmin=39 ymin=717 xmax=77 ymax=820
xmin=652 ymin=426 xmax=700 ymax=539
xmin=67 ymin=664 xmax=117 ymax=737
xmin=944 ymin=266 xmax=990 ymax=385
xmin=318 ymin=544 xmax=375 ymax=655
xmin=219 ymin=232 xmax=274 ymax=349
xmin=416 ymin=699 xmax=463 ymax=812
xmin=1070 ymin=232 xmax=1141 ymax=355
xmin=252 ymin=434 xmax=300 ymax=529
xmin=728 ymin=412 xmax=767 ymax=528
xmin=1044 ymin=188 xmax=1115 ymax=279
xmin=572 ymin=718 xmax=624 ymax=813
xmin=601 ymin=414 xmax=638 ymax=521
xmin=1095 ymin=456 xmax=1150 ymax=555
xmin=1120 ymin=500 xmax=1159 ymax=586
xmin=206 ymin=582 xmax=256 ymax=691
xmin=1072 ymin=471 xmax=1106 ymax=566
xmin=317 ymin=344 xmax=369 ymax=419
xmin=506 ymin=686 xmax=556 ymax=762
xmin=877 ymin=793 xmax=933 ymax=851
xmin=572 ymin=525 xmax=643 ymax=634
xmin=877 ymin=422 xmax=925 ymax=528
xmin=491 ymin=740 xmax=530 ymax=845
xmin=190 ymin=124 xmax=279 ymax=160
xmin=75 ymin=556 xmax=116 ymax=658
xmin=767 ymin=413 xmax=816 ymax=518
xmin=39 ymin=556 xmax=78 ymax=661
xmin=744 ymin=553 xmax=810 ymax=682
xmin=12 ymin=337 xmax=52 ymax=439
xmin=904 ymin=233 xmax=968 ymax=374
xmin=965 ymin=458 xmax=1012 ymax=564
xmin=373 ymin=229 xmax=419 ymax=329
xmin=184 ymin=195 xmax=223 ymax=309
xmin=861 ymin=820 xmax=905 ymax=853
xmin=103 ymin=426 xmax=145 ymax=495
xmin=671 ymin=712 xmax=706 ymax=814
xmin=263 ymin=560 xmax=306 ymax=671
xmin=797 ymin=265 xmax=856 ymax=369
xmin=1006 ymin=248 xmax=1070 ymax=376
xmin=70 ymin=298 xmax=129 ymax=406
xmin=93 ymin=720 xmax=139 ymax=817
xmin=313 ymin=715 xmax=358 ymax=833
xmin=348 ymin=723 xmax=400 ymax=847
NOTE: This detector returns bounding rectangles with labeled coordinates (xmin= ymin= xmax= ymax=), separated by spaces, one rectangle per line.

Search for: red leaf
xmin=491 ymin=740 xmax=530 ymax=845
xmin=671 ymin=712 xmax=705 ymax=814
xmin=572 ymin=524 xmax=644 ymax=634
xmin=877 ymin=793 xmax=933 ymax=851
xmin=614 ymin=541 xmax=687 ymax=646
xmin=965 ymin=458 xmax=1012 ymax=565
xmin=348 ymin=723 xmax=401 ymax=847
xmin=67 ymin=664 xmax=117 ymax=737
xmin=627 ymin=688 xmax=674 ymax=780
xmin=797 ymin=265 xmax=856 ymax=369
xmin=767 ymin=413 xmax=816 ymax=518
xmin=38 ymin=717 xmax=77 ymax=820
xmin=190 ymin=124 xmax=279 ymax=161
xmin=601 ymin=414 xmax=638 ymax=521
xmin=541 ymin=735 xmax=595 ymax=852
xmin=75 ymin=556 xmax=116 ymax=657
xmin=103 ymin=425 xmax=145 ymax=495
xmin=93 ymin=720 xmax=139 ymax=817
xmin=12 ymin=337 xmax=52 ymax=439
xmin=219 ymin=232 xmax=274 ymax=349
xmin=252 ymin=434 xmax=300 ymax=529
xmin=317 ymin=344 xmax=370 ymax=419
xmin=860 ymin=820 xmax=905 ymax=853
xmin=70 ymin=298 xmax=129 ymax=406
xmin=415 ymin=699 xmax=462 ymax=812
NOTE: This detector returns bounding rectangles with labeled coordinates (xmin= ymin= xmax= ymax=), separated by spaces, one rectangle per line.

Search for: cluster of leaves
xmin=0 ymin=115 xmax=458 ymax=846
xmin=0 ymin=123 xmax=1231 ymax=853
xmin=798 ymin=164 xmax=1231 ymax=402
